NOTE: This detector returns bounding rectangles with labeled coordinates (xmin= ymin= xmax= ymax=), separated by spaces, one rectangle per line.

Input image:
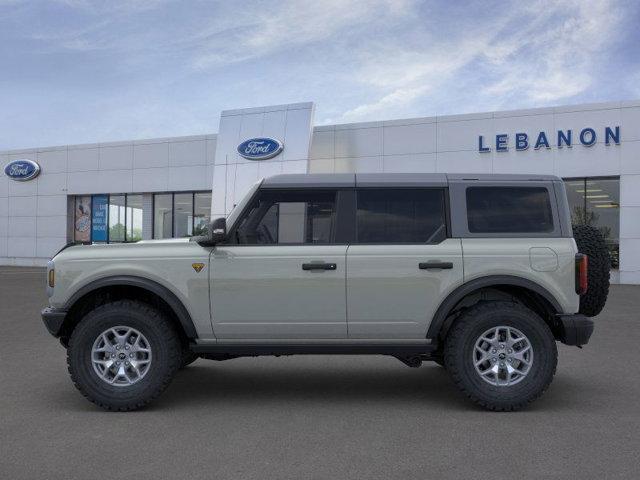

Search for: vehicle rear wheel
xmin=67 ymin=300 xmax=182 ymax=411
xmin=573 ymin=224 xmax=610 ymax=317
xmin=444 ymin=301 xmax=557 ymax=411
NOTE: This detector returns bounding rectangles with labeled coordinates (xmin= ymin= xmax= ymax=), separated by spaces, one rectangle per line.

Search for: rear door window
xmin=466 ymin=187 xmax=554 ymax=233
xmin=356 ymin=189 xmax=447 ymax=243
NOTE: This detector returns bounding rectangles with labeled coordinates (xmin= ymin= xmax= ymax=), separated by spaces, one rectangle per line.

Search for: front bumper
xmin=41 ymin=307 xmax=67 ymax=337
xmin=557 ymin=314 xmax=594 ymax=346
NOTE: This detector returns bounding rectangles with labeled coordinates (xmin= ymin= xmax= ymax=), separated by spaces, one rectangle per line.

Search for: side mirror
xmin=194 ymin=217 xmax=226 ymax=247
xmin=210 ymin=217 xmax=227 ymax=244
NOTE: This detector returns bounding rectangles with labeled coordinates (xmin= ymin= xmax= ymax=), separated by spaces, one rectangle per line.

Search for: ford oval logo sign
xmin=237 ymin=137 xmax=283 ymax=160
xmin=4 ymin=159 xmax=41 ymax=181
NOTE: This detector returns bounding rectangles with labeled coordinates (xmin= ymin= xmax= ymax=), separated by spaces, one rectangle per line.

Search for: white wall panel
xmin=8 ymin=178 xmax=37 ymax=196
xmin=37 ymin=215 xmax=67 ymax=237
xmin=383 ymin=153 xmax=437 ymax=173
xmin=334 ymin=156 xmax=383 ymax=173
xmin=0 ymin=215 xmax=6 ymax=236
xmin=620 ymin=175 xmax=640 ymax=206
xmin=37 ymin=195 xmax=68 ymax=217
xmin=620 ymin=206 xmax=640 ymax=238
xmin=282 ymin=106 xmax=315 ymax=162
xmin=8 ymin=196 xmax=36 ymax=216
xmin=36 ymin=149 xmax=67 ymax=174
xmin=169 ymin=140 xmax=206 ymax=167
xmin=436 ymin=150 xmax=492 ymax=173
xmin=620 ymin=140 xmax=640 ymax=174
xmin=133 ymin=167 xmax=169 ymax=192
xmin=8 ymin=217 xmax=36 ymax=237
xmin=383 ymin=123 xmax=436 ymax=155
xmin=99 ymin=144 xmax=133 ymax=170
xmin=555 ymin=142 xmax=621 ymax=178
xmin=308 ymin=158 xmax=334 ymax=173
xmin=134 ymin=142 xmax=169 ymax=169
xmin=309 ymin=130 xmax=334 ymax=159
xmin=68 ymin=170 xmax=133 ymax=194
xmin=620 ymin=107 xmax=640 ymax=142
xmin=0 ymin=198 xmax=7 ymax=217
xmin=7 ymin=237 xmax=36 ymax=257
xmin=168 ymin=166 xmax=208 ymax=191
xmin=37 ymin=173 xmax=67 ymax=196
xmin=206 ymin=138 xmax=217 ymax=164
xmin=334 ymin=127 xmax=382 ymax=158
xmin=493 ymin=146 xmax=555 ymax=175
xmin=68 ymin=147 xmax=99 ymax=171
xmin=36 ymin=237 xmax=66 ymax=258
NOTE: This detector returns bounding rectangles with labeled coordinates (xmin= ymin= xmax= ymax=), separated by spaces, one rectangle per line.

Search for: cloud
xmin=334 ymin=0 xmax=626 ymax=122
xmin=191 ymin=0 xmax=413 ymax=69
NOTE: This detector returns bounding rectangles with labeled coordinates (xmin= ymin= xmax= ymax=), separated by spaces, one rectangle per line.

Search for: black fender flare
xmin=426 ymin=275 xmax=563 ymax=340
xmin=64 ymin=275 xmax=198 ymax=339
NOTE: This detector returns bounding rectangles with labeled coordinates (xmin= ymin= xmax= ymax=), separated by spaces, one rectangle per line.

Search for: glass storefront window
xmin=174 ymin=193 xmax=193 ymax=237
xmin=154 ymin=194 xmax=173 ymax=239
xmin=126 ymin=194 xmax=143 ymax=242
xmin=564 ymin=177 xmax=620 ymax=268
xmin=194 ymin=192 xmax=212 ymax=236
xmin=74 ymin=196 xmax=92 ymax=242
xmin=152 ymin=191 xmax=211 ymax=239
xmin=109 ymin=195 xmax=126 ymax=243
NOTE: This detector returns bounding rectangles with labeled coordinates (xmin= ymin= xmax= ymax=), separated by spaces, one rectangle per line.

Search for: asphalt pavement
xmin=1 ymin=267 xmax=639 ymax=479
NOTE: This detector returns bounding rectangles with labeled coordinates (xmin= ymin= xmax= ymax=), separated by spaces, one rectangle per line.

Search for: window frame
xmin=465 ymin=186 xmax=555 ymax=235
xmin=449 ymin=182 xmax=563 ymax=238
xmin=225 ymin=187 xmax=349 ymax=246
xmin=151 ymin=191 xmax=212 ymax=239
xmin=563 ymin=175 xmax=620 ymax=268
xmin=352 ymin=187 xmax=450 ymax=245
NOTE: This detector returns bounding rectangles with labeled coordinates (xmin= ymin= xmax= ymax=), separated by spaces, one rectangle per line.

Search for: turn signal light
xmin=575 ymin=254 xmax=588 ymax=295
xmin=48 ymin=269 xmax=55 ymax=288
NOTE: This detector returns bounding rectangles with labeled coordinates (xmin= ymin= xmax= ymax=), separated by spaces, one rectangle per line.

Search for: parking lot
xmin=1 ymin=266 xmax=639 ymax=479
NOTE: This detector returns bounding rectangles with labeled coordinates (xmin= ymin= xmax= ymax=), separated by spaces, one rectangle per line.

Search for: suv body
xmin=42 ymin=173 xmax=595 ymax=411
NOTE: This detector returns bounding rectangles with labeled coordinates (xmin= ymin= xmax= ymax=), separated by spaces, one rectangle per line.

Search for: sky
xmin=1 ymin=0 xmax=639 ymax=150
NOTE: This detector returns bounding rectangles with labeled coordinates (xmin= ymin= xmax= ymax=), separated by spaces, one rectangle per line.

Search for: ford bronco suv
xmin=41 ymin=173 xmax=609 ymax=411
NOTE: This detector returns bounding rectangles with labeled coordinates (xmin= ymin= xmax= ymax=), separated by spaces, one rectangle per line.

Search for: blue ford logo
xmin=4 ymin=159 xmax=41 ymax=181
xmin=237 ymin=137 xmax=283 ymax=160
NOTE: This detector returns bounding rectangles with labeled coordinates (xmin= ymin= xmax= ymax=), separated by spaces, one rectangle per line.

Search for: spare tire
xmin=572 ymin=224 xmax=610 ymax=317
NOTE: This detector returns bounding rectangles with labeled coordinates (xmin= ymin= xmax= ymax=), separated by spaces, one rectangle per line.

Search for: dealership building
xmin=1 ymin=100 xmax=639 ymax=283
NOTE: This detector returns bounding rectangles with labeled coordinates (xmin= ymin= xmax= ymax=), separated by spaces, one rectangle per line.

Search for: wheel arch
xmin=427 ymin=275 xmax=562 ymax=343
xmin=59 ymin=275 xmax=198 ymax=345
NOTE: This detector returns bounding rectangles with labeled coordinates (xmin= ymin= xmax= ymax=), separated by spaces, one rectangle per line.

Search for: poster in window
xmin=74 ymin=196 xmax=92 ymax=242
xmin=91 ymin=195 xmax=108 ymax=242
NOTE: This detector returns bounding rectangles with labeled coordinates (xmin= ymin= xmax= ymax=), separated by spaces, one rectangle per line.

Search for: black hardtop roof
xmin=261 ymin=173 xmax=561 ymax=188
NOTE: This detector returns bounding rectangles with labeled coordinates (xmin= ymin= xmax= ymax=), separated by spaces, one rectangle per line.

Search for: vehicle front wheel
xmin=67 ymin=300 xmax=182 ymax=411
xmin=444 ymin=301 xmax=557 ymax=411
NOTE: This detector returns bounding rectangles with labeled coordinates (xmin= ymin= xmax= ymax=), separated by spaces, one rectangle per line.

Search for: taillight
xmin=575 ymin=254 xmax=588 ymax=295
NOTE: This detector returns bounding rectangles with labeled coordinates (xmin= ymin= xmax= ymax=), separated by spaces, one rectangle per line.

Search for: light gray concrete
xmin=1 ymin=267 xmax=639 ymax=479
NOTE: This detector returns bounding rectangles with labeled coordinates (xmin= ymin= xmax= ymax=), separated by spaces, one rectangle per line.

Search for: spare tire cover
xmin=572 ymin=224 xmax=610 ymax=317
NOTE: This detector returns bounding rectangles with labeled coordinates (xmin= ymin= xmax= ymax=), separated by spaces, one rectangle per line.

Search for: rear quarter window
xmin=466 ymin=186 xmax=554 ymax=233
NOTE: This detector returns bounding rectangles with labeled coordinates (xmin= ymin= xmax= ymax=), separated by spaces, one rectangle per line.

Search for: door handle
xmin=419 ymin=261 xmax=453 ymax=270
xmin=302 ymin=262 xmax=337 ymax=271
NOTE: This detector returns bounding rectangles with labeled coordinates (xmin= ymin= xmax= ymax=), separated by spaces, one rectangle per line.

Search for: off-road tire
xmin=67 ymin=300 xmax=182 ymax=411
xmin=444 ymin=301 xmax=557 ymax=411
xmin=572 ymin=224 xmax=610 ymax=317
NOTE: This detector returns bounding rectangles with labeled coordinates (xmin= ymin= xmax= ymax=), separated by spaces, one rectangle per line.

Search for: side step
xmin=190 ymin=342 xmax=438 ymax=357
